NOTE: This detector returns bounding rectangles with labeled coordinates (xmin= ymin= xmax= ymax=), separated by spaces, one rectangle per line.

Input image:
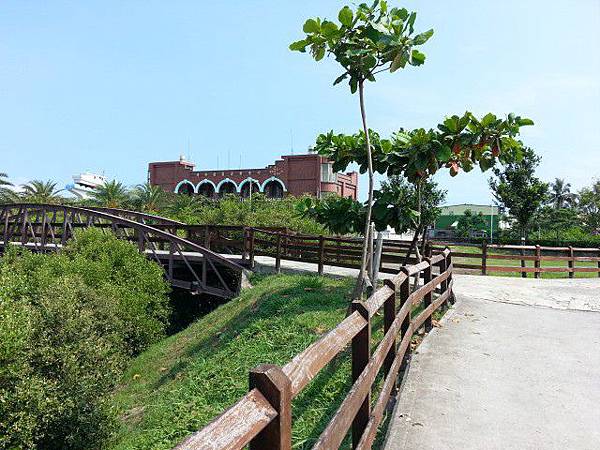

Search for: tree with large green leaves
xmin=20 ymin=180 xmax=63 ymax=204
xmin=489 ymin=147 xmax=548 ymax=239
xmin=296 ymin=195 xmax=365 ymax=236
xmin=291 ymin=0 xmax=434 ymax=295
xmin=91 ymin=180 xmax=130 ymax=208
xmin=578 ymin=180 xmax=600 ymax=234
xmin=315 ymin=112 xmax=533 ymax=259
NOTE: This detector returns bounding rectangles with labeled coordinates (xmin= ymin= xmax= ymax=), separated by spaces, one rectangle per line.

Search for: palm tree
xmin=0 ymin=172 xmax=16 ymax=203
xmin=91 ymin=180 xmax=130 ymax=208
xmin=21 ymin=180 xmax=62 ymax=204
xmin=132 ymin=182 xmax=166 ymax=213
xmin=549 ymin=178 xmax=577 ymax=209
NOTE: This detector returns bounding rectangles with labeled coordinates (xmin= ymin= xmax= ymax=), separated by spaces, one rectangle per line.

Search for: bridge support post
xmin=423 ymin=257 xmax=433 ymax=333
xmin=249 ymin=364 xmax=292 ymax=450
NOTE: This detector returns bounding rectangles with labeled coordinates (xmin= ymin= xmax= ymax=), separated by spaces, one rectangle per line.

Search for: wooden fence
xmin=172 ymin=249 xmax=454 ymax=449
xmin=431 ymin=242 xmax=600 ymax=278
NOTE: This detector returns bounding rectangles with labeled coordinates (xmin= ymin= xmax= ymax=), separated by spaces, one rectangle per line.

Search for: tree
xmin=0 ymin=172 xmax=17 ymax=203
xmin=296 ymin=195 xmax=365 ymax=235
xmin=91 ymin=180 xmax=130 ymax=208
xmin=489 ymin=147 xmax=548 ymax=239
xmin=533 ymin=205 xmax=581 ymax=240
xmin=291 ymin=0 xmax=434 ymax=295
xmin=372 ymin=176 xmax=445 ymax=233
xmin=315 ymin=112 xmax=533 ymax=260
xmin=20 ymin=180 xmax=62 ymax=204
xmin=455 ymin=209 xmax=487 ymax=238
xmin=549 ymin=178 xmax=577 ymax=209
xmin=132 ymin=182 xmax=166 ymax=213
xmin=578 ymin=180 xmax=600 ymax=233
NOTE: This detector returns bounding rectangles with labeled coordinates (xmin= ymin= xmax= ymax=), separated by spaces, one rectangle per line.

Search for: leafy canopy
xmin=314 ymin=111 xmax=534 ymax=183
xmin=290 ymin=0 xmax=433 ymax=93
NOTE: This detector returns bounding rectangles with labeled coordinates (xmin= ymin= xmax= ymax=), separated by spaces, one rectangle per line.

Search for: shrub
xmin=0 ymin=228 xmax=170 ymax=449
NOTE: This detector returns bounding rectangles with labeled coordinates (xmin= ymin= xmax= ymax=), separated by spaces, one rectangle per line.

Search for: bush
xmin=0 ymin=228 xmax=171 ymax=449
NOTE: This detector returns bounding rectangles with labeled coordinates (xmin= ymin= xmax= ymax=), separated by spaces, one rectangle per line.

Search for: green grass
xmin=450 ymin=245 xmax=600 ymax=278
xmin=108 ymin=274 xmax=393 ymax=450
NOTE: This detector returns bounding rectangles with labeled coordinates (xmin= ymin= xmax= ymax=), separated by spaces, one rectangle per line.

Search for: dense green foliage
xmin=0 ymin=229 xmax=170 ymax=449
xmin=489 ymin=147 xmax=549 ymax=238
xmin=296 ymin=195 xmax=366 ymax=235
xmin=578 ymin=180 xmax=600 ymax=234
xmin=455 ymin=209 xmax=487 ymax=238
xmin=373 ymin=176 xmax=446 ymax=233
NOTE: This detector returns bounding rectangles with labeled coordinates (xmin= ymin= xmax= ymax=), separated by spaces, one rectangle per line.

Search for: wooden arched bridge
xmin=0 ymin=203 xmax=245 ymax=299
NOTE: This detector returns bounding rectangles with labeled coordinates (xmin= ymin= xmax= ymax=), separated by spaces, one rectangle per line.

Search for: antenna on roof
xmin=290 ymin=128 xmax=294 ymax=155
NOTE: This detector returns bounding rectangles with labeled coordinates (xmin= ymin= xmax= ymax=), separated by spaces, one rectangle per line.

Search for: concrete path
xmin=384 ymin=275 xmax=600 ymax=450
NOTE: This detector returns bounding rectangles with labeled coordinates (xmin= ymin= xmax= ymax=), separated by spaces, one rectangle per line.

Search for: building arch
xmin=175 ymin=179 xmax=195 ymax=195
xmin=239 ymin=178 xmax=262 ymax=198
xmin=216 ymin=178 xmax=238 ymax=196
xmin=261 ymin=177 xmax=287 ymax=198
xmin=196 ymin=179 xmax=216 ymax=197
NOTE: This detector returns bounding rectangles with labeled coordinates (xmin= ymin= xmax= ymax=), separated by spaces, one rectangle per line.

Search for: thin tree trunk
xmin=352 ymin=79 xmax=374 ymax=299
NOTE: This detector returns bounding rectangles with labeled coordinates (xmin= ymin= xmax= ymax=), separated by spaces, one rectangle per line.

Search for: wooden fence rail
xmin=172 ymin=249 xmax=454 ymax=450
xmin=431 ymin=242 xmax=600 ymax=278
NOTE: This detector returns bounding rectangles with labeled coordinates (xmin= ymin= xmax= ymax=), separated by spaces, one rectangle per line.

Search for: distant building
xmin=148 ymin=153 xmax=358 ymax=200
xmin=430 ymin=203 xmax=501 ymax=239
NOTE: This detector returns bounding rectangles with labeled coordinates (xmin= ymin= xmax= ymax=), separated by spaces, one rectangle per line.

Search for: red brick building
xmin=148 ymin=153 xmax=358 ymax=200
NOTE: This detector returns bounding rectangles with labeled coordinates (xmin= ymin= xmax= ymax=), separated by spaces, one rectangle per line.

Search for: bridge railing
xmin=0 ymin=204 xmax=244 ymax=299
xmin=172 ymin=249 xmax=454 ymax=449
xmin=431 ymin=242 xmax=600 ymax=278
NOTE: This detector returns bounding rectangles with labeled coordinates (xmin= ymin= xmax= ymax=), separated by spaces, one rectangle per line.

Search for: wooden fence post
xmin=482 ymin=241 xmax=488 ymax=275
xmin=598 ymin=247 xmax=600 ymax=278
xmin=382 ymin=279 xmax=397 ymax=384
xmin=242 ymin=227 xmax=248 ymax=261
xmin=249 ymin=364 xmax=292 ymax=450
xmin=568 ymin=246 xmax=574 ymax=279
xmin=351 ymin=300 xmax=370 ymax=448
xmin=275 ymin=233 xmax=282 ymax=274
xmin=423 ymin=258 xmax=433 ymax=332
xmin=249 ymin=229 xmax=255 ymax=268
xmin=438 ymin=254 xmax=448 ymax=308
xmin=520 ymin=245 xmax=527 ymax=278
xmin=534 ymin=245 xmax=541 ymax=279
xmin=318 ymin=235 xmax=325 ymax=276
xmin=446 ymin=248 xmax=455 ymax=304
xmin=399 ymin=267 xmax=412 ymax=371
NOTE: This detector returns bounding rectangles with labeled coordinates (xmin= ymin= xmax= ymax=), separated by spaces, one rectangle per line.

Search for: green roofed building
xmin=432 ymin=203 xmax=500 ymax=239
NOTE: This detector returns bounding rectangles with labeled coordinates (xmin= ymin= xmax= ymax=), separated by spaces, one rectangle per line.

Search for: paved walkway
xmin=384 ymin=275 xmax=600 ymax=450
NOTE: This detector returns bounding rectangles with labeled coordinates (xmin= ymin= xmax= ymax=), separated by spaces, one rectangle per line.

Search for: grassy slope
xmin=109 ymin=274 xmax=368 ymax=450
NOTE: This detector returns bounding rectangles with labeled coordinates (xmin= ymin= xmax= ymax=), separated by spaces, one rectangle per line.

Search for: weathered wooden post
xmin=423 ymin=258 xmax=433 ymax=332
xmin=382 ymin=278 xmax=397 ymax=385
xmin=597 ymin=247 xmax=600 ymax=278
xmin=446 ymin=247 xmax=455 ymax=304
xmin=249 ymin=364 xmax=292 ymax=450
xmin=438 ymin=252 xmax=448 ymax=308
xmin=534 ymin=245 xmax=541 ymax=279
xmin=275 ymin=233 xmax=282 ymax=274
xmin=519 ymin=238 xmax=527 ymax=278
xmin=351 ymin=300 xmax=371 ymax=448
xmin=568 ymin=246 xmax=574 ymax=278
xmin=318 ymin=235 xmax=325 ymax=276
xmin=482 ymin=241 xmax=488 ymax=275
xmin=249 ymin=228 xmax=255 ymax=268
xmin=399 ymin=267 xmax=412 ymax=370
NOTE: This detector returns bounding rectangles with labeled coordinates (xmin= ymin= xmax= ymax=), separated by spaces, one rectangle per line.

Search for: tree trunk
xmin=352 ymin=79 xmax=374 ymax=299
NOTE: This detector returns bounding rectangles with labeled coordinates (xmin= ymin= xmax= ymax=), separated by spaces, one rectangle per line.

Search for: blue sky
xmin=1 ymin=0 xmax=599 ymax=204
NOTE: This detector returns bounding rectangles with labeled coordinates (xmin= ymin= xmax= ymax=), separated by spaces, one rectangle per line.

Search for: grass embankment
xmin=110 ymin=274 xmax=388 ymax=450
xmin=450 ymin=245 xmax=599 ymax=278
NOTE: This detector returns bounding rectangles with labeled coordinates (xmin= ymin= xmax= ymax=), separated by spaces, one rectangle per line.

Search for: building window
xmin=321 ymin=163 xmax=336 ymax=183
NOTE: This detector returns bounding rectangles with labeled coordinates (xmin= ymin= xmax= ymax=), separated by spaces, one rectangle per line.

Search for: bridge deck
xmin=384 ymin=275 xmax=600 ymax=450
